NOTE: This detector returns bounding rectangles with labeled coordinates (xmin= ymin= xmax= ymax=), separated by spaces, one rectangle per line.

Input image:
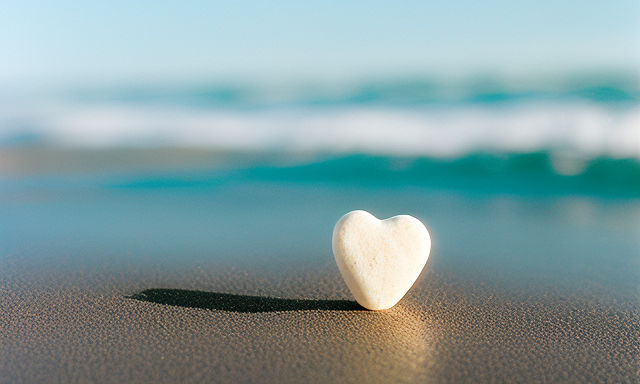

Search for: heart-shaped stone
xmin=332 ymin=210 xmax=431 ymax=310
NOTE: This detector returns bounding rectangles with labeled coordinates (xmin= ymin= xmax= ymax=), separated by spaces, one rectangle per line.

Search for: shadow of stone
xmin=128 ymin=288 xmax=364 ymax=313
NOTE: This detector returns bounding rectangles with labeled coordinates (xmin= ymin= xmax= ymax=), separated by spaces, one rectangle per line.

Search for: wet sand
xmin=2 ymin=260 xmax=638 ymax=383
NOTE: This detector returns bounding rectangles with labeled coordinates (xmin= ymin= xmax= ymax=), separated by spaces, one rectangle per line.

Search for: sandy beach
xmin=2 ymin=257 xmax=638 ymax=383
xmin=1 ymin=150 xmax=639 ymax=382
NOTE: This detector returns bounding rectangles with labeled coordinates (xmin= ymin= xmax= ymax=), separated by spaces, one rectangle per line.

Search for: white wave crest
xmin=1 ymin=101 xmax=639 ymax=159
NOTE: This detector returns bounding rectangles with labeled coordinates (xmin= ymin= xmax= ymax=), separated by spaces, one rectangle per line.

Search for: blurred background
xmin=1 ymin=1 xmax=639 ymax=293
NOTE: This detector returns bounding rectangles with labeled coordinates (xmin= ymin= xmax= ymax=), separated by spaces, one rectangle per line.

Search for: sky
xmin=1 ymin=0 xmax=639 ymax=85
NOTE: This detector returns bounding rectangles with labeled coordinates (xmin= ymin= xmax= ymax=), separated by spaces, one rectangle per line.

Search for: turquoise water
xmin=1 ymin=75 xmax=639 ymax=300
xmin=2 ymin=151 xmax=639 ymax=301
xmin=62 ymin=74 xmax=639 ymax=107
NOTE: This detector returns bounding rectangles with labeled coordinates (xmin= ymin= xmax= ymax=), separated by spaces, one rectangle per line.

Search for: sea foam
xmin=1 ymin=101 xmax=638 ymax=160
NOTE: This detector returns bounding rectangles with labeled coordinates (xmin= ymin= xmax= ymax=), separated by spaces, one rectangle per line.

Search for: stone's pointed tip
xmin=362 ymin=303 xmax=397 ymax=311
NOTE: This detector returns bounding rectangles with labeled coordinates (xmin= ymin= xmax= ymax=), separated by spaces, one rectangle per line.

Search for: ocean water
xmin=2 ymin=75 xmax=639 ymax=158
xmin=1 ymin=75 xmax=639 ymax=299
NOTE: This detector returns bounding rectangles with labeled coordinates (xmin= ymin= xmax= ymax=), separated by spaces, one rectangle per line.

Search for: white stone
xmin=332 ymin=210 xmax=431 ymax=310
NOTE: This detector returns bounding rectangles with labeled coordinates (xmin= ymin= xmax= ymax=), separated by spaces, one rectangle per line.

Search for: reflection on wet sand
xmin=286 ymin=301 xmax=435 ymax=382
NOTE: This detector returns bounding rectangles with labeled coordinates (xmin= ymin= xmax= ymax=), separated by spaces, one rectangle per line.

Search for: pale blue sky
xmin=1 ymin=0 xmax=639 ymax=85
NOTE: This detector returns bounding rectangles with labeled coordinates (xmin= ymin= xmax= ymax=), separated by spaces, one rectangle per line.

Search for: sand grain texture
xmin=2 ymin=263 xmax=638 ymax=384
